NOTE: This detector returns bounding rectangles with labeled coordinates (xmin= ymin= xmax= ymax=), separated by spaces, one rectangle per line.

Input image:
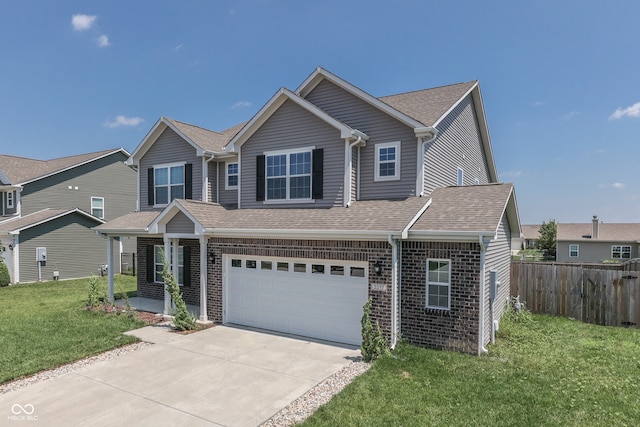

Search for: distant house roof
xmin=521 ymin=224 xmax=541 ymax=240
xmin=92 ymin=211 xmax=160 ymax=234
xmin=0 ymin=148 xmax=129 ymax=186
xmin=0 ymin=208 xmax=104 ymax=234
xmin=557 ymin=223 xmax=640 ymax=242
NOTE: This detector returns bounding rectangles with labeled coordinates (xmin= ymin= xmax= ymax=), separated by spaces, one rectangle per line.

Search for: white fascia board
xmin=295 ymin=67 xmax=425 ymax=129
xmin=148 ymin=200 xmax=206 ymax=235
xmin=402 ymin=198 xmax=432 ymax=239
xmin=207 ymin=228 xmax=397 ymax=241
xmin=94 ymin=228 xmax=150 ymax=236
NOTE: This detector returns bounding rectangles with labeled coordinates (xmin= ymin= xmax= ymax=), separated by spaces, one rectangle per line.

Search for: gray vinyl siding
xmin=483 ymin=215 xmax=512 ymax=346
xmin=305 ymin=79 xmax=418 ymax=200
xmin=166 ymin=211 xmax=195 ymax=234
xmin=240 ymin=99 xmax=345 ymax=208
xmin=556 ymin=241 xmax=638 ymax=263
xmin=19 ymin=152 xmax=136 ymax=220
xmin=139 ymin=128 xmax=202 ymax=211
xmin=218 ymin=160 xmax=238 ymax=208
xmin=17 ymin=213 xmax=105 ymax=283
xmin=425 ymin=95 xmax=491 ymax=195
xmin=207 ymin=161 xmax=218 ymax=203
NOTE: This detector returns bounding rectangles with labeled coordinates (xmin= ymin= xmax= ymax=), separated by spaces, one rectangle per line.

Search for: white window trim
xmin=611 ymin=245 xmax=631 ymax=259
xmin=457 ymin=168 xmax=464 ymax=186
xmin=6 ymin=191 xmax=14 ymax=209
xmin=264 ymin=146 xmax=314 ymax=202
xmin=374 ymin=141 xmax=401 ymax=182
xmin=153 ymin=161 xmax=186 ymax=208
xmin=426 ymin=258 xmax=451 ymax=310
xmin=225 ymin=161 xmax=238 ymax=190
xmin=154 ymin=245 xmax=184 ymax=286
xmin=569 ymin=244 xmax=579 ymax=258
xmin=91 ymin=196 xmax=105 ymax=219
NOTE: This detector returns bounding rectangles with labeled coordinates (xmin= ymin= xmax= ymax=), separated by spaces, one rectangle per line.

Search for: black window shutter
xmin=312 ymin=148 xmax=324 ymax=200
xmin=185 ymin=163 xmax=193 ymax=200
xmin=183 ymin=246 xmax=191 ymax=287
xmin=147 ymin=168 xmax=155 ymax=206
xmin=146 ymin=245 xmax=155 ymax=283
xmin=256 ymin=155 xmax=266 ymax=201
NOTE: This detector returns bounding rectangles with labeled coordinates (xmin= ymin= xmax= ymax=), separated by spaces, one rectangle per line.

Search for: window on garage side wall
xmin=426 ymin=259 xmax=451 ymax=310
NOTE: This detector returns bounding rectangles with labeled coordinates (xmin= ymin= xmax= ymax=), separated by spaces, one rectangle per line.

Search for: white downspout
xmin=388 ymin=234 xmax=399 ymax=349
xmin=344 ymin=135 xmax=362 ymax=207
xmin=479 ymin=236 xmax=488 ymax=354
xmin=163 ymin=237 xmax=171 ymax=315
xmin=415 ymin=130 xmax=438 ymax=197
xmin=203 ymin=154 xmax=216 ymax=203
xmin=199 ymin=235 xmax=208 ymax=322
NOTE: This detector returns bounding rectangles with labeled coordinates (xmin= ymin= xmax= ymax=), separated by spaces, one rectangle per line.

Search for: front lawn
xmin=303 ymin=311 xmax=640 ymax=426
xmin=0 ymin=275 xmax=144 ymax=384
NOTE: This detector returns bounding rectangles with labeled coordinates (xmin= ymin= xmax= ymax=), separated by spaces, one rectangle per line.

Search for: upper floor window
xmin=91 ymin=197 xmax=104 ymax=219
xmin=569 ymin=244 xmax=579 ymax=258
xmin=154 ymin=163 xmax=184 ymax=206
xmin=612 ymin=245 xmax=631 ymax=259
xmin=226 ymin=162 xmax=238 ymax=189
xmin=426 ymin=259 xmax=451 ymax=310
xmin=375 ymin=142 xmax=400 ymax=181
xmin=6 ymin=191 xmax=14 ymax=209
xmin=457 ymin=168 xmax=464 ymax=186
xmin=266 ymin=149 xmax=311 ymax=200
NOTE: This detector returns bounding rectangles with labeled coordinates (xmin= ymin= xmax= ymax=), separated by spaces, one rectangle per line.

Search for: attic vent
xmin=581 ymin=235 xmax=592 ymax=239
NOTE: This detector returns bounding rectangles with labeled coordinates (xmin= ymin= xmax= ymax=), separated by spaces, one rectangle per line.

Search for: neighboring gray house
xmin=557 ymin=215 xmax=640 ymax=263
xmin=0 ymin=149 xmax=136 ymax=283
xmin=97 ymin=67 xmax=521 ymax=355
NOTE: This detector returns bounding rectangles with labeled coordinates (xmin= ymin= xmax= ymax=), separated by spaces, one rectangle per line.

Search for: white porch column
xmin=107 ymin=236 xmax=115 ymax=302
xmin=199 ymin=236 xmax=208 ymax=322
xmin=163 ymin=237 xmax=171 ymax=315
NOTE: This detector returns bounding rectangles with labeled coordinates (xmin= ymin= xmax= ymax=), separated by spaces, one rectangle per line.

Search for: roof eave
xmin=206 ymin=228 xmax=398 ymax=241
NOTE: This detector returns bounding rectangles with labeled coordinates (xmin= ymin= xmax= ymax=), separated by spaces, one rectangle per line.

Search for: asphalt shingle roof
xmin=557 ymin=223 xmax=640 ymax=242
xmin=0 ymin=208 xmax=102 ymax=232
xmin=94 ymin=211 xmax=160 ymax=233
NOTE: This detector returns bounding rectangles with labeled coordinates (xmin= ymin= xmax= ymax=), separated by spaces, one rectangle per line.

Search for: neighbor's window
xmin=154 ymin=163 xmax=185 ymax=206
xmin=226 ymin=162 xmax=238 ymax=189
xmin=154 ymin=245 xmax=184 ymax=285
xmin=7 ymin=191 xmax=14 ymax=209
xmin=375 ymin=141 xmax=400 ymax=181
xmin=569 ymin=244 xmax=579 ymax=258
xmin=612 ymin=245 xmax=631 ymax=259
xmin=457 ymin=168 xmax=464 ymax=186
xmin=266 ymin=149 xmax=311 ymax=200
xmin=426 ymin=259 xmax=451 ymax=310
xmin=91 ymin=197 xmax=104 ymax=219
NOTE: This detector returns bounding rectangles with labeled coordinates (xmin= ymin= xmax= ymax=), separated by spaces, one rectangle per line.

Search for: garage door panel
xmin=225 ymin=256 xmax=368 ymax=345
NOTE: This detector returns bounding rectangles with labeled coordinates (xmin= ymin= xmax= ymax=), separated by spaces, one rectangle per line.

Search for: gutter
xmin=344 ymin=130 xmax=368 ymax=207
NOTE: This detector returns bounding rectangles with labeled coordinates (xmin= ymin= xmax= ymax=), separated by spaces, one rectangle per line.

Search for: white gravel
xmin=0 ymin=342 xmax=151 ymax=395
xmin=262 ymin=359 xmax=371 ymax=426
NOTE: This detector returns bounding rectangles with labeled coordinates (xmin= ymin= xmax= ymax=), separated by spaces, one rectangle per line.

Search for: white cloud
xmin=562 ymin=111 xmax=579 ymax=120
xmin=609 ymin=102 xmax=640 ymax=120
xmin=104 ymin=115 xmax=144 ymax=128
xmin=612 ymin=182 xmax=625 ymax=189
xmin=174 ymin=44 xmax=183 ymax=51
xmin=533 ymin=101 xmax=545 ymax=107
xmin=71 ymin=14 xmax=97 ymax=31
xmin=97 ymin=34 xmax=110 ymax=47
xmin=230 ymin=101 xmax=252 ymax=109
xmin=500 ymin=170 xmax=523 ymax=178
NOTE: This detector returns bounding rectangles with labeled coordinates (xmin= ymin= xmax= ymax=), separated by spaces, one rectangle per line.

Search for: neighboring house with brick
xmin=0 ymin=149 xmax=136 ymax=283
xmin=96 ymin=67 xmax=521 ymax=355
xmin=557 ymin=215 xmax=640 ymax=263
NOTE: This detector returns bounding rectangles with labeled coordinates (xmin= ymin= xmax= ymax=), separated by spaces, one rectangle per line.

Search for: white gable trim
xmin=1 ymin=208 xmax=105 ymax=234
xmin=148 ymin=199 xmax=206 ymax=235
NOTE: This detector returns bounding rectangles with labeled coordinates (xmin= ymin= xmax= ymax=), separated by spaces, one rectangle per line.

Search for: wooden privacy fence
xmin=511 ymin=261 xmax=640 ymax=328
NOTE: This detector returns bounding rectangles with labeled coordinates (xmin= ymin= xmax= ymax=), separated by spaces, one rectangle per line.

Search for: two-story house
xmin=0 ymin=149 xmax=136 ymax=283
xmin=97 ymin=67 xmax=521 ymax=355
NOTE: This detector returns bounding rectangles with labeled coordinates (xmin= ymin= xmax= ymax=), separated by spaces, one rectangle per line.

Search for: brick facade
xmin=400 ymin=241 xmax=482 ymax=354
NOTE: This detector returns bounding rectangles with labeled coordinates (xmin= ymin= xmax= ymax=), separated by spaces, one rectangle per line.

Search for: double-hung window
xmin=6 ymin=191 xmax=14 ymax=209
xmin=154 ymin=245 xmax=184 ymax=285
xmin=266 ymin=149 xmax=311 ymax=201
xmin=91 ymin=197 xmax=104 ymax=219
xmin=154 ymin=163 xmax=184 ymax=206
xmin=375 ymin=141 xmax=400 ymax=181
xmin=426 ymin=259 xmax=451 ymax=310
xmin=226 ymin=162 xmax=238 ymax=189
xmin=569 ymin=244 xmax=579 ymax=258
xmin=611 ymin=245 xmax=631 ymax=259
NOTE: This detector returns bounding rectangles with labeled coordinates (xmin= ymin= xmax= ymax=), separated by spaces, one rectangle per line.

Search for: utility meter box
xmin=489 ymin=270 xmax=499 ymax=300
xmin=36 ymin=247 xmax=47 ymax=263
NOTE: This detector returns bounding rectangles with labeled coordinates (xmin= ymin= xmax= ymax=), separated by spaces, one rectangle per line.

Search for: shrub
xmin=86 ymin=273 xmax=102 ymax=307
xmin=361 ymin=297 xmax=390 ymax=362
xmin=161 ymin=255 xmax=196 ymax=331
xmin=0 ymin=260 xmax=9 ymax=287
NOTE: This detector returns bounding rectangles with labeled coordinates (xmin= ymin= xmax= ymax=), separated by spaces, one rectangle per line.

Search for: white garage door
xmin=224 ymin=255 xmax=369 ymax=345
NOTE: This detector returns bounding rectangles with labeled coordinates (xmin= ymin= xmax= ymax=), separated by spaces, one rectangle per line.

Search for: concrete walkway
xmin=0 ymin=325 xmax=360 ymax=426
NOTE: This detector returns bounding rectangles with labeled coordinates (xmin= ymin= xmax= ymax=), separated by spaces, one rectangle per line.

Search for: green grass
xmin=303 ymin=311 xmax=640 ymax=427
xmin=0 ymin=275 xmax=144 ymax=384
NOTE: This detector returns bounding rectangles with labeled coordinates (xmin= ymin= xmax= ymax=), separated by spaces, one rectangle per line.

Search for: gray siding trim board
xmin=305 ymin=79 xmax=418 ymax=200
xmin=139 ymin=128 xmax=202 ymax=211
xmin=240 ymin=100 xmax=345 ymax=208
xmin=424 ymin=95 xmax=491 ymax=195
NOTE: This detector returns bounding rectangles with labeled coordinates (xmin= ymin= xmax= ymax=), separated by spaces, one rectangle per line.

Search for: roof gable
xmin=0 ymin=208 xmax=104 ymax=233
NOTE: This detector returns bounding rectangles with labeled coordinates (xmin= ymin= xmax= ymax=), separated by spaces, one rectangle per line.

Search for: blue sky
xmin=1 ymin=1 xmax=639 ymax=224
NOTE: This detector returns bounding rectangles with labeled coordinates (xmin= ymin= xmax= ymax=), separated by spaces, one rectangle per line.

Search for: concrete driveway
xmin=0 ymin=325 xmax=360 ymax=426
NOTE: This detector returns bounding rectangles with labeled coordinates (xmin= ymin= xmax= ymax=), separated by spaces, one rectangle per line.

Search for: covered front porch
xmin=115 ymin=296 xmax=200 ymax=318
